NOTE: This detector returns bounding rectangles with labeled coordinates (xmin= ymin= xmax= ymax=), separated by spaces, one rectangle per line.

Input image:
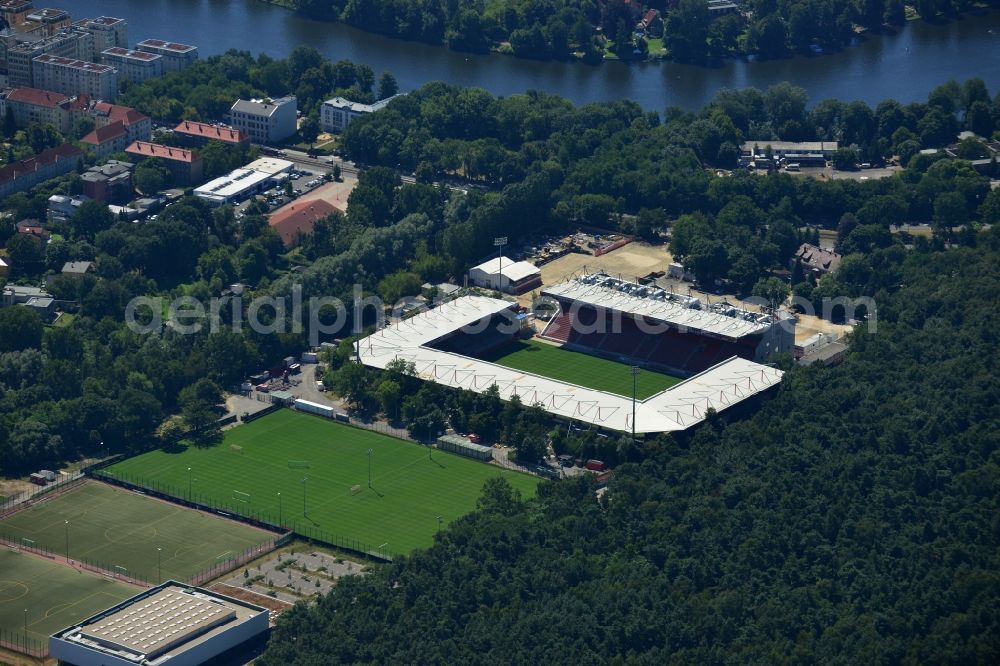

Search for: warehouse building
xmin=468 ymin=256 xmax=541 ymax=295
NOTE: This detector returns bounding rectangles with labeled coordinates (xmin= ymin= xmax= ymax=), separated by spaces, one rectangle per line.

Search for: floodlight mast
xmin=631 ymin=366 xmax=641 ymax=446
xmin=494 ymin=236 xmax=507 ymax=292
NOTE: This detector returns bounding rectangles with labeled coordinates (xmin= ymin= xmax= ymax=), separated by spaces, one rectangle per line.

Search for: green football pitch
xmin=0 ymin=549 xmax=136 ymax=644
xmin=0 ymin=482 xmax=273 ymax=584
xmin=102 ymin=410 xmax=540 ymax=555
xmin=481 ymin=339 xmax=682 ymax=399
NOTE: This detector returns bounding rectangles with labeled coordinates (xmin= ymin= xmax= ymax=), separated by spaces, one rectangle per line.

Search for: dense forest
xmin=261 ymin=231 xmax=1000 ymax=664
xmin=277 ymin=0 xmax=988 ymax=62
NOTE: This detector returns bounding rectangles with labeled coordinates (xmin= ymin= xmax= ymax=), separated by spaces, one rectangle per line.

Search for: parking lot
xmin=233 ymin=165 xmax=328 ymax=218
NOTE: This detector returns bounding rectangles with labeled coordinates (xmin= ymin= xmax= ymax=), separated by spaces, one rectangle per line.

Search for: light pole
xmin=302 ymin=477 xmax=308 ymax=516
xmin=157 ymin=547 xmax=162 ymax=583
xmin=64 ymin=520 xmax=69 ymax=561
xmin=277 ymin=492 xmax=282 ymax=525
xmin=493 ymin=236 xmax=507 ymax=292
xmin=436 ymin=515 xmax=443 ymax=532
xmin=187 ymin=467 xmax=192 ymax=500
xmin=630 ymin=366 xmax=640 ymax=447
xmin=367 ymin=448 xmax=373 ymax=488
xmin=24 ymin=608 xmax=27 ymax=638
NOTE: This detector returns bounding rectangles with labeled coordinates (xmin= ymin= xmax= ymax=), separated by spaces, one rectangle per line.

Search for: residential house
xmin=15 ymin=217 xmax=48 ymax=241
xmin=100 ymin=46 xmax=162 ymax=84
xmin=639 ymin=10 xmax=663 ymax=37
xmin=134 ymin=38 xmax=198 ymax=72
xmin=229 ymin=96 xmax=297 ymax=145
xmin=0 ymin=143 xmax=82 ymax=197
xmin=319 ymin=94 xmax=402 ymax=133
xmin=172 ymin=120 xmax=249 ymax=149
xmin=791 ymin=243 xmax=842 ymax=277
xmin=31 ymin=54 xmax=116 ymax=101
xmin=47 ymin=193 xmax=90 ymax=223
xmin=79 ymin=160 xmax=133 ymax=202
xmin=61 ymin=260 xmax=94 ymax=276
xmin=125 ymin=141 xmax=203 ymax=185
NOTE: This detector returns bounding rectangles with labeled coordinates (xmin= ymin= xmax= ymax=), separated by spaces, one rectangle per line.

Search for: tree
xmin=832 ymin=147 xmax=859 ymax=170
xmin=752 ymin=277 xmax=791 ymax=310
xmin=377 ymin=72 xmax=398 ymax=99
xmin=72 ymin=199 xmax=114 ymax=240
xmin=134 ymin=159 xmax=169 ymax=193
xmin=300 ymin=116 xmax=319 ymax=147
xmin=0 ymin=307 xmax=43 ymax=352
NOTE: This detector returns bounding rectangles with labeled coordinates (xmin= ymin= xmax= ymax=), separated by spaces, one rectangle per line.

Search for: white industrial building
xmin=193 ymin=157 xmax=293 ymax=206
xmin=468 ymin=256 xmax=542 ymax=295
xmin=230 ymin=96 xmax=297 ymax=145
xmin=49 ymin=582 xmax=268 ymax=666
xmin=354 ymin=295 xmax=784 ymax=435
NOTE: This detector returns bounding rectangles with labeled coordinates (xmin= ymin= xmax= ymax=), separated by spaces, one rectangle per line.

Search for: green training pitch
xmin=481 ymin=339 xmax=682 ymax=399
xmin=102 ymin=410 xmax=540 ymax=555
xmin=0 ymin=549 xmax=136 ymax=643
xmin=0 ymin=482 xmax=273 ymax=584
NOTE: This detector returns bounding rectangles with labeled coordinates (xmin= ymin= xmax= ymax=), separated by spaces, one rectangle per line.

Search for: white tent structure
xmin=354 ymin=295 xmax=783 ymax=435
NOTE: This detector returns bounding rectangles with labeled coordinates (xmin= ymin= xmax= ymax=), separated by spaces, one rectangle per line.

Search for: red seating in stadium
xmin=541 ymin=304 xmax=762 ymax=376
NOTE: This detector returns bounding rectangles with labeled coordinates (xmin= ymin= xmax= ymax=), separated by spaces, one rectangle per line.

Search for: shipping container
xmin=301 ymin=352 xmax=318 ymax=363
xmin=293 ymin=398 xmax=334 ymax=418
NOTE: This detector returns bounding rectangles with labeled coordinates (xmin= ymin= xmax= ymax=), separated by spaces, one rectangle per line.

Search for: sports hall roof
xmin=355 ymin=296 xmax=783 ymax=435
xmin=542 ymin=273 xmax=773 ymax=339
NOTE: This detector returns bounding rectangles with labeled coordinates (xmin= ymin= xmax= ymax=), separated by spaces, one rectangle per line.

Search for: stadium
xmin=355 ymin=272 xmax=792 ymax=434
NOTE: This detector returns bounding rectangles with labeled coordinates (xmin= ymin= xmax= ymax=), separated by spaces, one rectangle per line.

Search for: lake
xmin=74 ymin=0 xmax=1000 ymax=110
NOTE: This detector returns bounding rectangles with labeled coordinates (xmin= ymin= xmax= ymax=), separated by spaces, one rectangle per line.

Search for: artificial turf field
xmin=480 ymin=339 xmax=683 ymax=399
xmin=102 ymin=410 xmax=540 ymax=555
xmin=0 ymin=482 xmax=273 ymax=583
xmin=0 ymin=549 xmax=135 ymax=643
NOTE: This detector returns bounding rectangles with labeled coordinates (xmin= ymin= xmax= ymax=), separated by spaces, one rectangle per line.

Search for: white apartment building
xmin=32 ymin=53 xmax=117 ymax=101
xmin=320 ymin=94 xmax=402 ymax=133
xmin=75 ymin=16 xmax=128 ymax=54
xmin=101 ymin=46 xmax=161 ymax=83
xmin=134 ymin=38 xmax=198 ymax=72
xmin=229 ymin=96 xmax=297 ymax=145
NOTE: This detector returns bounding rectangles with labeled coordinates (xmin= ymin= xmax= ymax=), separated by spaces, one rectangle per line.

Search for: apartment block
xmin=32 ymin=53 xmax=117 ymax=101
xmin=134 ymin=38 xmax=197 ymax=72
xmin=101 ymin=46 xmax=161 ymax=84
xmin=230 ymin=96 xmax=297 ymax=145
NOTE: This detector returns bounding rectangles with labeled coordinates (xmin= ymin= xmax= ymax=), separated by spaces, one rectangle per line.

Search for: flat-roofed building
xmin=101 ymin=46 xmax=161 ymax=83
xmin=0 ymin=0 xmax=34 ymax=30
xmin=49 ymin=582 xmax=269 ymax=666
xmin=32 ymin=53 xmax=116 ymax=100
xmin=22 ymin=7 xmax=69 ymax=35
xmin=230 ymin=96 xmax=297 ymax=145
xmin=173 ymin=120 xmax=249 ymax=149
xmin=193 ymin=157 xmax=293 ymax=207
xmin=79 ymin=160 xmax=133 ymax=202
xmin=125 ymin=140 xmax=203 ymax=185
xmin=74 ymin=16 xmax=127 ymax=54
xmin=135 ymin=37 xmax=198 ymax=72
xmin=6 ymin=28 xmax=92 ymax=87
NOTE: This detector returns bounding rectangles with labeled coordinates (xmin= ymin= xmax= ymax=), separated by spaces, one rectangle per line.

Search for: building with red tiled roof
xmin=125 ymin=141 xmax=204 ymax=185
xmin=268 ymin=200 xmax=338 ymax=247
xmin=80 ymin=121 xmax=130 ymax=159
xmin=1 ymin=87 xmax=74 ymax=132
xmin=0 ymin=144 xmax=83 ymax=197
xmin=173 ymin=121 xmax=249 ymax=149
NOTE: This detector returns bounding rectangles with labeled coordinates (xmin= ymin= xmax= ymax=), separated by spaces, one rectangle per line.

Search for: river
xmin=74 ymin=0 xmax=1000 ymax=111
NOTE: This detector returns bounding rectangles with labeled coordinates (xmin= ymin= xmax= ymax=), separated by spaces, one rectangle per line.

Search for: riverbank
xmin=252 ymin=0 xmax=998 ymax=67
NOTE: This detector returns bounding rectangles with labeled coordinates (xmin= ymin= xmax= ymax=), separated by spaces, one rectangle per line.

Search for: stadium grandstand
xmin=354 ymin=286 xmax=786 ymax=435
xmin=540 ymin=273 xmax=795 ymax=376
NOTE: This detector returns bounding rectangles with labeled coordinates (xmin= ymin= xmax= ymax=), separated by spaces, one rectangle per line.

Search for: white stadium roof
xmin=542 ymin=274 xmax=774 ymax=339
xmin=355 ymin=295 xmax=783 ymax=434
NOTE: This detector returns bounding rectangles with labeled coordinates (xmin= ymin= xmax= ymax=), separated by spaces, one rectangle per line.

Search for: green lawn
xmin=101 ymin=411 xmax=540 ymax=556
xmin=481 ymin=339 xmax=682 ymax=399
xmin=0 ymin=482 xmax=273 ymax=584
xmin=0 ymin=549 xmax=136 ymax=644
